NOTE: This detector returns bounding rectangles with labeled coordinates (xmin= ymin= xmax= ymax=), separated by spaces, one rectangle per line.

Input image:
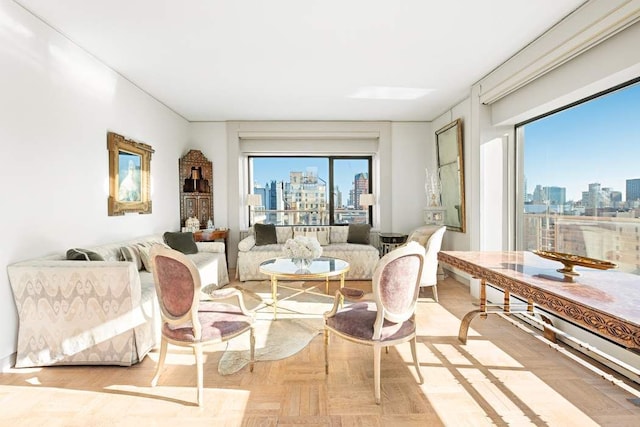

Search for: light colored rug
xmin=217 ymin=281 xmax=338 ymax=375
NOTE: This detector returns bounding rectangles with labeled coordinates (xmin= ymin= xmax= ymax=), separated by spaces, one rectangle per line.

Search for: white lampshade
xmin=246 ymin=194 xmax=262 ymax=207
xmin=359 ymin=193 xmax=375 ymax=207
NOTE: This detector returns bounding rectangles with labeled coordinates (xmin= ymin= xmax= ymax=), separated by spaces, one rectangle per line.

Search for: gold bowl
xmin=532 ymin=250 xmax=617 ymax=277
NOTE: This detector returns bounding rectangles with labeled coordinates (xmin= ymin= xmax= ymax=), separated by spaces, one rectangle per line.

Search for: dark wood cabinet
xmin=179 ymin=150 xmax=213 ymax=229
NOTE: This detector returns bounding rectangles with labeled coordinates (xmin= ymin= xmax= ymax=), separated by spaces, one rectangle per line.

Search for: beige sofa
xmin=236 ymin=225 xmax=380 ymax=281
xmin=7 ymin=234 xmax=229 ymax=368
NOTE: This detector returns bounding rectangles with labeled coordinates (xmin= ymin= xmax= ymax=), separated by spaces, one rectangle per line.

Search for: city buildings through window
xmin=248 ymin=156 xmax=372 ymax=226
xmin=517 ymin=78 xmax=640 ymax=275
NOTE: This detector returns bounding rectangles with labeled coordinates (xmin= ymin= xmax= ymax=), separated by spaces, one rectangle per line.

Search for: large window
xmin=517 ymin=78 xmax=640 ymax=275
xmin=249 ymin=156 xmax=372 ymax=226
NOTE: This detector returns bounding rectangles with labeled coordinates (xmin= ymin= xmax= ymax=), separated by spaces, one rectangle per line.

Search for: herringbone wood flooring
xmin=1 ymin=275 xmax=639 ymax=426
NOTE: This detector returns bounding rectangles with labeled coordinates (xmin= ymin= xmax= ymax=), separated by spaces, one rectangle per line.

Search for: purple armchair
xmin=323 ymin=241 xmax=425 ymax=404
xmin=150 ymin=245 xmax=254 ymax=407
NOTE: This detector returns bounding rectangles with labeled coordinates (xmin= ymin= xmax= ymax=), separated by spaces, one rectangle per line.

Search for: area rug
xmin=217 ymin=281 xmax=338 ymax=375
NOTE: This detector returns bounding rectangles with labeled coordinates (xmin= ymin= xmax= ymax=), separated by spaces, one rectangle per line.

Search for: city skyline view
xmin=522 ymin=80 xmax=640 ymax=202
xmin=250 ymin=157 xmax=368 ymax=198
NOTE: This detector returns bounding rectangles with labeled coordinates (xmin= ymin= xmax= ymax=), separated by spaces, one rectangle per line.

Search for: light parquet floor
xmin=1 ymin=275 xmax=640 ymax=426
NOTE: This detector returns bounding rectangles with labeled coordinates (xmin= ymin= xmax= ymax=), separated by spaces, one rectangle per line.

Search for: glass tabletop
xmin=259 ymin=256 xmax=349 ymax=277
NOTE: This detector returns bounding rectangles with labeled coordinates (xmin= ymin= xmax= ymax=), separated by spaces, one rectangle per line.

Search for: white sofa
xmin=236 ymin=225 xmax=380 ymax=281
xmin=7 ymin=234 xmax=229 ymax=368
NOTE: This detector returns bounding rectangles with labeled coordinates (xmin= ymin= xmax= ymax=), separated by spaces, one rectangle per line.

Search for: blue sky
xmin=523 ymin=81 xmax=640 ymax=201
xmin=251 ymin=157 xmax=368 ymax=195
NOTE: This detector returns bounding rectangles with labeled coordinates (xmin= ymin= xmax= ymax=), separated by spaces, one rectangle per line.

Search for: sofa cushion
xmin=347 ymin=224 xmax=372 ymax=245
xmin=408 ymin=226 xmax=438 ymax=247
xmin=238 ymin=235 xmax=256 ymax=252
xmin=196 ymin=242 xmax=225 ymax=253
xmin=163 ymin=231 xmax=198 ymax=254
xmin=275 ymin=226 xmax=293 ymax=243
xmin=66 ymin=248 xmax=104 ymax=261
xmin=293 ymin=226 xmax=330 ymax=245
xmin=136 ymin=242 xmax=168 ymax=273
xmin=255 ymin=223 xmax=277 ymax=246
xmin=330 ymin=226 xmax=349 ymax=244
xmin=120 ymin=245 xmax=143 ymax=270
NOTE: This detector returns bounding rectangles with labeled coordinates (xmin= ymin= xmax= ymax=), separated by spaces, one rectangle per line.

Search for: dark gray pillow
xmin=163 ymin=231 xmax=198 ymax=254
xmin=347 ymin=224 xmax=371 ymax=245
xmin=254 ymin=223 xmax=277 ymax=246
xmin=66 ymin=248 xmax=104 ymax=261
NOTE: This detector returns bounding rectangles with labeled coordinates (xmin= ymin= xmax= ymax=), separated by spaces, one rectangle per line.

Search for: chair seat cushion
xmin=162 ymin=302 xmax=252 ymax=343
xmin=325 ymin=302 xmax=415 ymax=342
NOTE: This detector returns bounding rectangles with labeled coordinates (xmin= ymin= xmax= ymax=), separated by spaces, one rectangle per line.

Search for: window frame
xmin=248 ymin=155 xmax=373 ymax=226
xmin=515 ymin=76 xmax=640 ymax=274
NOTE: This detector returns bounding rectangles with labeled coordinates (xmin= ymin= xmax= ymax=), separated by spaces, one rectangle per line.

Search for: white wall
xmin=0 ymin=2 xmax=189 ymax=366
xmin=390 ymin=122 xmax=433 ymax=234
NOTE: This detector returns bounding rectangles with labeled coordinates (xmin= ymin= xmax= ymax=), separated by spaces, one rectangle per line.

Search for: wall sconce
xmin=359 ymin=193 xmax=375 ymax=225
xmin=247 ymin=193 xmax=262 ymax=225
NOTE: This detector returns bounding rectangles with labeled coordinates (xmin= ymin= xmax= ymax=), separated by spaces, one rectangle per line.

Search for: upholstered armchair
xmin=323 ymin=241 xmax=425 ymax=404
xmin=408 ymin=225 xmax=446 ymax=301
xmin=150 ymin=245 xmax=255 ymax=407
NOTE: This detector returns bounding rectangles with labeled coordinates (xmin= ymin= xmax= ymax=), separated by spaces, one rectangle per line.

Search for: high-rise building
xmin=352 ymin=172 xmax=369 ymax=208
xmin=626 ymin=178 xmax=640 ymax=202
xmin=545 ymin=186 xmax=566 ymax=205
xmin=532 ymin=185 xmax=544 ymax=204
xmin=285 ymin=169 xmax=327 ymax=225
xmin=531 ymin=185 xmax=565 ymax=205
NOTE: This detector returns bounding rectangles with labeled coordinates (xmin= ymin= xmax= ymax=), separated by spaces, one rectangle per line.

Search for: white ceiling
xmin=15 ymin=0 xmax=586 ymax=122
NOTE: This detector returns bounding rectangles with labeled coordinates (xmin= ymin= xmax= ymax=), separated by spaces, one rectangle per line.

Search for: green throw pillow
xmin=163 ymin=231 xmax=198 ymax=254
xmin=254 ymin=223 xmax=277 ymax=246
xmin=347 ymin=224 xmax=371 ymax=245
xmin=66 ymin=248 xmax=104 ymax=261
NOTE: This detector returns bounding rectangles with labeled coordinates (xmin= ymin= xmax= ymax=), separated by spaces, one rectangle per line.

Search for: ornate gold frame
xmin=436 ymin=119 xmax=465 ymax=233
xmin=107 ymin=131 xmax=154 ymax=216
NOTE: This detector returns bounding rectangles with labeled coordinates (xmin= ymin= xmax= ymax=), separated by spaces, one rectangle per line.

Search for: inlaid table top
xmin=438 ymin=250 xmax=640 ymax=349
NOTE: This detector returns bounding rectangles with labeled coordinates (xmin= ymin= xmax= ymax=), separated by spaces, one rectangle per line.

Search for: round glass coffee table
xmin=259 ymin=256 xmax=350 ymax=319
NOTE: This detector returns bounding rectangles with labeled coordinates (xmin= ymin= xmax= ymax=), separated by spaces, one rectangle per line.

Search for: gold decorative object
xmin=532 ymin=250 xmax=617 ymax=277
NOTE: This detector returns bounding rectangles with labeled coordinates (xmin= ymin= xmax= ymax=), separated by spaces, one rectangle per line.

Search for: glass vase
xmin=292 ymin=258 xmax=313 ymax=270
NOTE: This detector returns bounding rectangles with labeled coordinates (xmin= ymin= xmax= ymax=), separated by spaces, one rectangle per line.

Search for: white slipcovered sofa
xmin=236 ymin=225 xmax=380 ymax=281
xmin=7 ymin=234 xmax=229 ymax=368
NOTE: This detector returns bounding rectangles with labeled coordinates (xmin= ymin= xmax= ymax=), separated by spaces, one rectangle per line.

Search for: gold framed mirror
xmin=435 ymin=119 xmax=465 ymax=232
xmin=107 ymin=131 xmax=154 ymax=216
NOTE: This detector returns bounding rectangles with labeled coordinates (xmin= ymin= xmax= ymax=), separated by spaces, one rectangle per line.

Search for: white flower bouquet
xmin=282 ymin=236 xmax=322 ymax=260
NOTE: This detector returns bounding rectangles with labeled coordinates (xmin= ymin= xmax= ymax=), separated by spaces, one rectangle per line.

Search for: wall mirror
xmin=436 ymin=119 xmax=465 ymax=232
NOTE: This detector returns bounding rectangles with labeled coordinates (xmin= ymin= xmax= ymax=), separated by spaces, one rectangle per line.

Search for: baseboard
xmin=0 ymin=352 xmax=16 ymax=372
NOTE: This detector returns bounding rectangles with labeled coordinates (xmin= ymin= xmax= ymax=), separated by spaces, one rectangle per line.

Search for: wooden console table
xmin=194 ymin=229 xmax=229 ymax=265
xmin=438 ymin=251 xmax=640 ymax=351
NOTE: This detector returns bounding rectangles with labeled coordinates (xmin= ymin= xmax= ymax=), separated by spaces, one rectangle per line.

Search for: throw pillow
xmin=275 ymin=226 xmax=293 ymax=243
xmin=316 ymin=229 xmax=330 ymax=246
xmin=238 ymin=235 xmax=256 ymax=252
xmin=347 ymin=224 xmax=372 ymax=245
xmin=293 ymin=227 xmax=330 ymax=246
xmin=66 ymin=248 xmax=104 ymax=261
xmin=254 ymin=223 xmax=277 ymax=246
xmin=136 ymin=242 xmax=159 ymax=273
xmin=408 ymin=231 xmax=430 ymax=247
xmin=120 ymin=245 xmax=143 ymax=270
xmin=163 ymin=231 xmax=198 ymax=254
xmin=330 ymin=226 xmax=349 ymax=243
